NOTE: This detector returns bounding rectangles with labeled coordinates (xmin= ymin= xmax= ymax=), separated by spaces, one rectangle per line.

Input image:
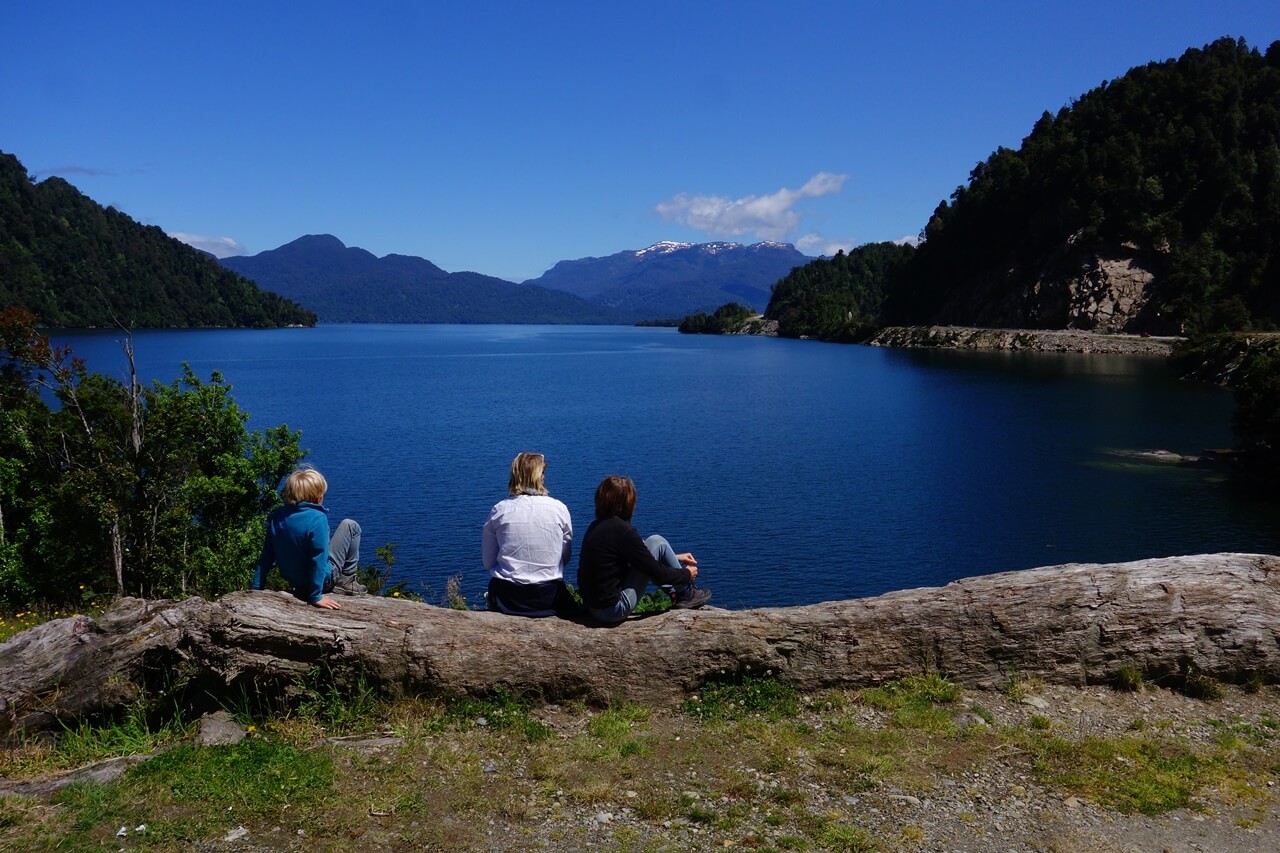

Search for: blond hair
xmin=508 ymin=452 xmax=548 ymax=496
xmin=282 ymin=466 xmax=327 ymax=505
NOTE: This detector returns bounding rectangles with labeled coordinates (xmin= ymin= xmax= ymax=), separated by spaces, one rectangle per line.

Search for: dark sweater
xmin=577 ymin=515 xmax=693 ymax=610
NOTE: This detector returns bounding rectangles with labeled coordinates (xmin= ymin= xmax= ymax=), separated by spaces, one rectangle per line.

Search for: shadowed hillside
xmin=0 ymin=151 xmax=315 ymax=328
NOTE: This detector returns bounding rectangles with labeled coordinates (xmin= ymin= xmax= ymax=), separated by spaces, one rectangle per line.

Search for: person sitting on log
xmin=483 ymin=452 xmax=578 ymax=617
xmin=251 ymin=466 xmax=364 ymax=609
xmin=577 ymin=474 xmax=711 ymax=625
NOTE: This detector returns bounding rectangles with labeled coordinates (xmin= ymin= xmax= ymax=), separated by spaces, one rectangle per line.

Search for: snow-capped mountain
xmin=525 ymin=240 xmax=810 ymax=319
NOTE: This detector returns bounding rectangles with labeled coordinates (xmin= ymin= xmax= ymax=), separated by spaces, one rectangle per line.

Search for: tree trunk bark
xmin=111 ymin=516 xmax=124 ymax=598
xmin=3 ymin=553 xmax=1278 ymax=741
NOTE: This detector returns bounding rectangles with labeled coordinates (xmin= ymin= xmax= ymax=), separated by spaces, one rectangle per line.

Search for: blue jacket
xmin=251 ymin=501 xmax=330 ymax=604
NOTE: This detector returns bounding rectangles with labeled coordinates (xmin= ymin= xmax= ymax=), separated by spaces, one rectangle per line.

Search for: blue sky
xmin=4 ymin=2 xmax=1279 ymax=283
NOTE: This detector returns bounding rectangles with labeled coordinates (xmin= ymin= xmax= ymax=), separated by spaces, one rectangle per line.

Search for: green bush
xmin=0 ymin=308 xmax=304 ymax=607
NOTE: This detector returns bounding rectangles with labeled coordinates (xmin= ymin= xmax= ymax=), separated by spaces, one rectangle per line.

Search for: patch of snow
xmin=635 ymin=241 xmax=695 ymax=257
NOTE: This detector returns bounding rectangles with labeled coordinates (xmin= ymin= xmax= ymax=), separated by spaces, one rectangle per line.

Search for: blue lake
xmin=51 ymin=324 xmax=1280 ymax=609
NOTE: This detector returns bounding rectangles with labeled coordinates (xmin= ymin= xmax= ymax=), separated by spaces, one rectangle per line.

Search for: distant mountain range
xmin=219 ymin=235 xmax=623 ymax=324
xmin=219 ymin=236 xmax=810 ymax=324
xmin=523 ymin=240 xmax=810 ymax=319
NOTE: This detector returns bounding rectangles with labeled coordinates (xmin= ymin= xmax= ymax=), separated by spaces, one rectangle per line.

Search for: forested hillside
xmin=883 ymin=37 xmax=1280 ymax=335
xmin=0 ymin=151 xmax=315 ymax=328
xmin=757 ymin=38 xmax=1280 ymax=342
xmin=765 ymin=242 xmax=915 ymax=341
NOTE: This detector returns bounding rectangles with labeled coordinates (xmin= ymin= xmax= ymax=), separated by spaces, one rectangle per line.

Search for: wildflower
xmin=392 ymin=591 xmax=401 ymax=597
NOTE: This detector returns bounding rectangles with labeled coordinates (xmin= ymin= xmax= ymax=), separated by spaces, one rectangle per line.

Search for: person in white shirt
xmin=482 ymin=452 xmax=576 ymax=617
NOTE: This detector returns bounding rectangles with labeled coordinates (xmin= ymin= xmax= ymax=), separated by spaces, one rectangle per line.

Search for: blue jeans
xmin=589 ymin=534 xmax=681 ymax=625
xmin=324 ymin=518 xmax=361 ymax=588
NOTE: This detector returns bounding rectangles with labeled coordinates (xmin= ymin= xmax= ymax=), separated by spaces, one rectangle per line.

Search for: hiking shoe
xmin=333 ymin=573 xmax=368 ymax=596
xmin=671 ymin=586 xmax=712 ymax=610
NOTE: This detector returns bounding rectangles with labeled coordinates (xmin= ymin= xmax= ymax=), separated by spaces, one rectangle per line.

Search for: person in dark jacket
xmin=577 ymin=474 xmax=711 ymax=625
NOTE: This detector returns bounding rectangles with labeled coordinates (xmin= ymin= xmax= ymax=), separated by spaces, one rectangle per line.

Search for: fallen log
xmin=3 ymin=553 xmax=1278 ymax=740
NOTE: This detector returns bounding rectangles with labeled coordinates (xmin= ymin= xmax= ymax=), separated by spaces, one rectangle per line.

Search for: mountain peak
xmin=281 ymin=234 xmax=348 ymax=252
xmin=634 ymin=241 xmax=696 ymax=257
xmin=525 ymin=239 xmax=810 ymax=317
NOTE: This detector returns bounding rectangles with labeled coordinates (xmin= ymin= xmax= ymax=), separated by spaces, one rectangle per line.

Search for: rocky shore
xmin=868 ymin=326 xmax=1181 ymax=356
xmin=724 ymin=318 xmax=1182 ymax=356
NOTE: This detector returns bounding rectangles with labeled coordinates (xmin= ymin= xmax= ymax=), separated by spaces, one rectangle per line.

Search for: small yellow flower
xmin=392 ymin=591 xmax=400 ymax=597
xmin=247 ymin=725 xmax=256 ymax=732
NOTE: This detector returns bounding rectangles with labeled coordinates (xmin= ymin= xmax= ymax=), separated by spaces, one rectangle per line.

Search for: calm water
xmin=51 ymin=324 xmax=1280 ymax=608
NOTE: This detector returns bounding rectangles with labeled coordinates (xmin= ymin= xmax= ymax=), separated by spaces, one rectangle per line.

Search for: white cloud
xmin=169 ymin=232 xmax=245 ymax=258
xmin=796 ymin=233 xmax=856 ymax=256
xmin=793 ymin=232 xmax=921 ymax=256
xmin=656 ymin=172 xmax=848 ymax=242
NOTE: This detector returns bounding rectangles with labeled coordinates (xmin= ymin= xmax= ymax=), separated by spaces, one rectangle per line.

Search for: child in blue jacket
xmin=251 ymin=466 xmax=363 ymax=608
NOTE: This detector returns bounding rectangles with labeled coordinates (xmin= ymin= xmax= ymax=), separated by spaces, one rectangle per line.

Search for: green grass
xmin=1113 ymin=663 xmax=1146 ymax=692
xmin=48 ymin=738 xmax=334 ymax=845
xmin=442 ymin=690 xmax=553 ymax=742
xmin=1181 ymin=668 xmax=1225 ymax=700
xmin=2 ymin=676 xmax=1274 ymax=851
xmin=859 ymin=673 xmax=961 ymax=710
xmin=294 ymin=666 xmax=382 ymax=732
xmin=681 ymin=674 xmax=800 ymax=721
xmin=1025 ymin=732 xmax=1222 ymax=815
xmin=632 ymin=588 xmax=674 ymax=615
xmin=858 ymin=673 xmax=961 ymax=732
xmin=2 ymin=700 xmax=191 ymax=778
xmin=0 ymin=598 xmax=108 ymax=643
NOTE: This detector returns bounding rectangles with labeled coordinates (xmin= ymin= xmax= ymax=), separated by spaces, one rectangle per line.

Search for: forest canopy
xmin=765 ymin=242 xmax=915 ymax=341
xmin=747 ymin=38 xmax=1280 ymax=342
xmin=0 ymin=150 xmax=315 ymax=328
xmin=883 ymin=37 xmax=1280 ymax=335
xmin=0 ymin=307 xmax=304 ymax=608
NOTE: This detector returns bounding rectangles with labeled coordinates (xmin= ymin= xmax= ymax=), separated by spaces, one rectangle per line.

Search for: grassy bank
xmin=3 ymin=673 xmax=1278 ymax=851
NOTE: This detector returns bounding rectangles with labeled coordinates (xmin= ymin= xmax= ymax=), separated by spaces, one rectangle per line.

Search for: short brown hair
xmin=282 ymin=466 xmax=327 ymax=505
xmin=594 ymin=475 xmax=636 ymax=521
xmin=508 ymin=452 xmax=548 ymax=496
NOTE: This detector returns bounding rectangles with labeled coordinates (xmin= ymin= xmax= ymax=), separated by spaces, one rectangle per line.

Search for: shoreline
xmin=723 ymin=318 xmax=1183 ymax=356
xmin=867 ymin=325 xmax=1182 ymax=355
